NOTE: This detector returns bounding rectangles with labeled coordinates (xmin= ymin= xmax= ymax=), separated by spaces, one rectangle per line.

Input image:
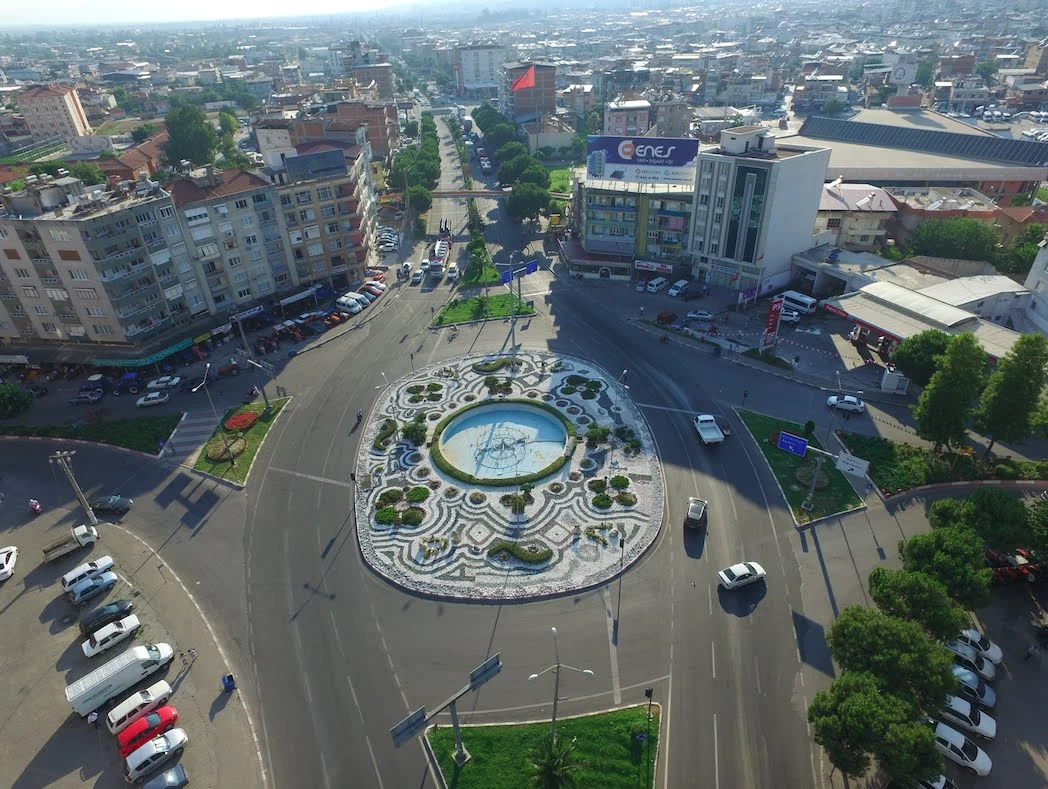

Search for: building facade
xmin=646 ymin=92 xmax=692 ymax=138
xmin=603 ymin=98 xmax=652 ymax=136
xmin=690 ymin=127 xmax=831 ymax=293
xmin=18 ymin=83 xmax=92 ymax=141
xmin=499 ymin=63 xmax=557 ymax=123
xmin=814 ymin=183 xmax=896 ymax=251
xmin=454 ymin=45 xmax=505 ymax=98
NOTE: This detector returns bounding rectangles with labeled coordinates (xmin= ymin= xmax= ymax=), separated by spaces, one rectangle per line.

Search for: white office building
xmin=454 ymin=45 xmax=505 ymax=98
xmin=689 ymin=127 xmax=831 ymax=295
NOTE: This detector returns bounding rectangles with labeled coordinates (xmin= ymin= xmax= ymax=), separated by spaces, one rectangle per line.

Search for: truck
xmin=692 ymin=414 xmax=725 ymax=445
xmin=42 ymin=525 xmax=100 ymax=563
xmin=462 ymin=117 xmax=473 ymax=135
xmin=65 ymin=643 xmax=175 ymax=717
xmin=111 ymin=372 xmax=142 ymax=396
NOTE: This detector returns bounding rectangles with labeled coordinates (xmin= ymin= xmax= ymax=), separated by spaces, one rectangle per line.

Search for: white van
xmin=445 ymin=262 xmax=459 ymax=281
xmin=341 ymin=291 xmax=369 ymax=308
xmin=65 ymin=643 xmax=175 ymax=716
xmin=107 ymin=680 xmax=173 ymax=734
xmin=646 ymin=277 xmax=668 ymax=293
xmin=61 ymin=555 xmax=115 ymax=592
xmin=777 ymin=290 xmax=818 ymax=314
xmin=667 ymin=279 xmax=690 ymax=297
xmin=336 ymin=297 xmax=362 ymax=314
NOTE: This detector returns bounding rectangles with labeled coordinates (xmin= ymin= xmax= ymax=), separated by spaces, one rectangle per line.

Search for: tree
xmin=486 ymin=123 xmax=518 ymax=151
xmin=915 ymin=59 xmax=937 ymax=88
xmin=1030 ymin=500 xmax=1048 ymax=565
xmin=826 ymin=606 xmax=957 ymax=710
xmin=976 ymin=333 xmax=1048 ymax=455
xmin=913 ymin=333 xmax=986 ymax=451
xmin=499 ymin=154 xmax=537 ymax=186
xmin=518 ymin=163 xmax=552 ymax=189
xmin=891 ymin=329 xmax=950 ymax=387
xmin=0 ymin=383 xmax=33 ymax=419
xmin=908 ymin=217 xmax=999 ymax=262
xmin=406 ymin=184 xmax=432 ymax=214
xmin=868 ymin=567 xmax=969 ymax=641
xmin=496 ymin=141 xmax=527 ymax=162
xmin=929 ymin=491 xmax=1032 ymax=553
xmin=999 ymin=223 xmax=1046 ymax=275
xmin=975 ymin=60 xmax=999 ymax=87
xmin=506 ymin=182 xmax=550 ymax=221
xmin=130 ymin=123 xmax=157 ymax=143
xmin=403 ymin=120 xmax=418 ymax=137
xmin=529 ymin=731 xmax=579 ymax=789
xmin=1009 ymin=194 xmax=1033 ymax=207
xmin=218 ymin=110 xmax=239 ymax=137
xmin=822 ymin=99 xmax=847 ymax=114
xmin=899 ymin=524 xmax=992 ymax=610
xmin=68 ymin=161 xmax=106 ymax=186
xmin=165 ymin=105 xmax=218 ymax=165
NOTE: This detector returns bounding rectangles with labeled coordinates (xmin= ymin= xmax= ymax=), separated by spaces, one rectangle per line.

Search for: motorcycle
xmin=29 ymin=499 xmax=41 ymax=515
xmin=659 ymin=334 xmax=670 ymax=344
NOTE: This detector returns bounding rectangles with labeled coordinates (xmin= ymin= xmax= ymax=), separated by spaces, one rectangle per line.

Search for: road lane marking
xmin=711 ymin=641 xmax=716 ymax=679
xmin=713 ymin=712 xmax=720 ymax=789
xmin=708 ymin=584 xmax=713 ymax=615
xmin=754 ymin=656 xmax=762 ymax=695
xmin=269 ymin=466 xmax=352 ymax=488
xmin=601 ymin=587 xmax=623 ymax=705
xmin=631 ymin=401 xmax=697 ymax=414
xmin=365 ymin=735 xmax=387 ymax=789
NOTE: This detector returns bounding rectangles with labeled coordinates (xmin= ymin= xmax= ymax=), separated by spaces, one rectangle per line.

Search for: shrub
xmin=804 ymin=420 xmax=816 ymax=436
xmin=402 ymin=420 xmax=427 ymax=446
xmin=406 ymin=385 xmax=425 ymax=394
xmin=585 ymin=424 xmax=611 ymax=446
xmin=378 ymin=488 xmax=403 ymax=506
xmin=566 ymin=374 xmax=588 ymax=387
xmin=614 ymin=426 xmax=636 ymax=442
xmin=592 ymin=493 xmax=614 ymax=509
xmin=486 ymin=539 xmax=553 ymax=564
xmin=994 ymin=463 xmax=1020 ymax=480
xmin=409 ymin=394 xmax=423 ymax=403
xmin=585 ymin=525 xmax=611 ymax=545
xmin=581 ymin=390 xmax=597 ymax=400
xmin=375 ymin=506 xmax=399 ymax=525
xmin=585 ymin=380 xmax=602 ymax=391
xmin=469 ymin=491 xmax=487 ymax=504
xmin=587 ymin=478 xmax=608 ymax=493
xmin=426 ymin=382 xmax=442 ymax=391
xmin=401 ymin=507 xmax=425 ymax=526
xmin=549 ymin=482 xmax=564 ymax=493
xmin=561 ymin=386 xmax=577 ymax=395
xmin=373 ymin=419 xmax=398 ymax=451
xmin=616 ymin=492 xmax=637 ymax=506
xmin=427 ymin=392 xmax=442 ymax=401
xmin=610 ymin=475 xmax=630 ymax=490
xmin=224 ymin=411 xmax=259 ymax=432
xmin=406 ymin=485 xmax=431 ymax=503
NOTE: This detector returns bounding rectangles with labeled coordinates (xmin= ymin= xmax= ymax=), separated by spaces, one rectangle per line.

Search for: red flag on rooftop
xmin=510 ymin=65 xmax=536 ymax=91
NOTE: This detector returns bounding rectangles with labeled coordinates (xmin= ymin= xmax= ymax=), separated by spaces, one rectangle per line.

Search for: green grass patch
xmin=743 ymin=347 xmax=792 ymax=370
xmin=0 ymin=412 xmax=183 ymax=454
xmin=428 ymin=705 xmax=659 ymax=789
xmin=840 ymin=433 xmax=1048 ymax=494
xmin=548 ymin=166 xmax=578 ymax=194
xmin=193 ymin=398 xmax=290 ymax=485
xmin=738 ymin=410 xmax=862 ymax=523
xmin=435 ymin=293 xmax=535 ymax=325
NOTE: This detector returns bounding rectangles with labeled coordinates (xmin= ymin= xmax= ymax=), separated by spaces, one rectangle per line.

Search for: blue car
xmin=670 ymin=318 xmax=688 ymax=331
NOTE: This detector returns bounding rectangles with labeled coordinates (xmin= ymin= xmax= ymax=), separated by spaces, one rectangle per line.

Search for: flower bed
xmin=223 ymin=411 xmax=259 ymax=432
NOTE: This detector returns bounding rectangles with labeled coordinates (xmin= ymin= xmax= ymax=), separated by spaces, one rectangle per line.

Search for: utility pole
xmin=49 ymin=450 xmax=97 ymax=526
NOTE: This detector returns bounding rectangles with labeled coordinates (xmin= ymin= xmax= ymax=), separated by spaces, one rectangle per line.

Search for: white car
xmin=955 ymin=628 xmax=1003 ymax=665
xmin=717 ymin=561 xmax=766 ymax=590
xmin=61 ymin=555 xmax=116 ymax=591
xmin=686 ymin=309 xmax=715 ymax=321
xmin=932 ymin=721 xmax=992 ymax=776
xmin=82 ymin=614 xmax=141 ymax=658
xmin=136 ymin=392 xmax=170 ymax=409
xmin=146 ymin=376 xmax=181 ymax=390
xmin=364 ymin=280 xmax=387 ymax=291
xmin=945 ymin=640 xmax=996 ymax=681
xmin=778 ymin=310 xmax=800 ymax=324
xmin=939 ymin=694 xmax=996 ymax=741
xmin=0 ymin=546 xmax=17 ymax=581
xmin=826 ymin=395 xmax=865 ymax=413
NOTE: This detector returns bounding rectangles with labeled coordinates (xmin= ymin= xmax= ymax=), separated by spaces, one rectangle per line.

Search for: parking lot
xmin=0 ymin=507 xmax=257 ymax=788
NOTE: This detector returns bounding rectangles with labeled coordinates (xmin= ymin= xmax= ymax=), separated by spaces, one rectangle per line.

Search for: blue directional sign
xmin=776 ymin=431 xmax=808 ymax=458
xmin=525 ymin=259 xmax=538 ymax=275
xmin=500 ymin=270 xmax=513 ymax=285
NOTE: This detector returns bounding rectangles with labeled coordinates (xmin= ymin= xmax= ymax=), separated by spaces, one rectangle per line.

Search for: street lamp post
xmin=528 ymin=626 xmax=594 ymax=743
xmin=194 ymin=363 xmax=235 ymax=466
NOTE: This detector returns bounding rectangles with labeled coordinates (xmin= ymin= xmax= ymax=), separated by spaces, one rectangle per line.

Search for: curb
xmin=0 ymin=431 xmax=167 ymax=461
xmin=158 ymin=410 xmax=189 ymax=460
xmin=879 ymin=478 xmax=1048 ymax=506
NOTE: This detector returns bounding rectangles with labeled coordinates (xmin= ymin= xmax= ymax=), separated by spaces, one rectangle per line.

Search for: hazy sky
xmin=2 ymin=0 xmax=410 ymax=27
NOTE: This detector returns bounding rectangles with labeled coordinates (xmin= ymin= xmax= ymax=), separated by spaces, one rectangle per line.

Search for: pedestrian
xmin=639 ymin=306 xmax=645 ymax=317
xmin=88 ymin=711 xmax=99 ymax=728
xmin=188 ymin=648 xmax=198 ymax=663
xmin=180 ymin=652 xmax=189 ymax=669
xmin=1025 ymin=644 xmax=1039 ymax=662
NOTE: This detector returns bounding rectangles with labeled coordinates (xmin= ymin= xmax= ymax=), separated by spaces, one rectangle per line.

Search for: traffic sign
xmin=500 ymin=270 xmax=512 ymax=285
xmin=525 ymin=259 xmax=538 ymax=275
xmin=835 ymin=452 xmax=870 ymax=478
xmin=776 ymin=431 xmax=808 ymax=458
xmin=390 ymin=706 xmax=428 ymax=748
xmin=469 ymin=653 xmax=503 ymax=690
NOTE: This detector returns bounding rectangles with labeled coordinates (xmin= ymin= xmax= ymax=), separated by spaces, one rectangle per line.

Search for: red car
xmin=364 ymin=270 xmax=385 ymax=282
xmin=117 ymin=705 xmax=179 ymax=757
xmin=360 ymin=284 xmax=383 ymax=297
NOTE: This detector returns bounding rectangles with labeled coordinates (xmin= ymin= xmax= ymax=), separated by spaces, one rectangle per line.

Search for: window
xmin=250 ymin=249 xmax=264 ymax=261
xmin=237 ymin=287 xmax=251 ymax=299
xmin=317 ymin=186 xmax=333 ymax=200
xmin=93 ymin=324 xmax=113 ymax=335
xmin=321 ymin=204 xmax=337 ymax=218
xmin=859 ymin=234 xmax=871 ymax=244
xmin=252 ymin=193 xmax=269 ymax=205
xmin=715 ymin=196 xmax=724 ymax=208
xmin=0 ymin=227 xmax=6 ymax=239
xmin=215 ymin=204 xmax=229 ymax=216
xmin=826 ymin=218 xmax=841 ymax=229
xmin=285 ymin=212 xmax=298 ymax=226
xmin=158 ymin=206 xmax=174 ymax=219
xmin=295 ymin=191 xmax=312 ymax=204
xmin=233 ymin=270 xmax=249 ymax=284
xmin=74 ymin=288 xmax=98 ymax=300
xmin=280 ymin=195 xmax=292 ymax=207
xmin=69 ymin=268 xmax=89 ymax=280
xmin=244 ymin=234 xmax=258 ymax=246
xmin=307 ymin=243 xmax=324 ymax=257
xmin=86 ymin=306 xmax=105 ymax=317
xmin=33 ymin=304 xmax=48 ymax=315
xmin=41 ymin=321 xmax=57 ymax=333
xmin=22 ymin=286 xmax=39 ymax=298
xmin=235 ymin=199 xmax=248 ymax=210
xmin=45 ymin=288 xmax=69 ymax=301
xmin=289 ymin=230 xmax=303 ymax=245
xmin=698 ymin=194 xmax=710 ymax=206
xmin=228 ymin=256 xmax=242 ymax=267
xmin=49 ymin=228 xmax=72 ymax=241
xmin=298 ymin=209 xmax=315 ymax=222
xmin=14 ymin=268 xmax=31 ymax=279
xmin=4 ymin=249 xmax=21 ymax=260
xmin=241 ymin=216 xmax=255 ymax=228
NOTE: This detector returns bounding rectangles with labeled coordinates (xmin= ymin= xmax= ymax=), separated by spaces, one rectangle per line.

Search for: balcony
xmin=117 ymin=299 xmax=163 ymax=320
xmin=100 ymin=262 xmax=149 ymax=283
xmin=111 ymin=280 xmax=159 ymax=303
xmin=40 ymin=276 xmax=61 ymax=286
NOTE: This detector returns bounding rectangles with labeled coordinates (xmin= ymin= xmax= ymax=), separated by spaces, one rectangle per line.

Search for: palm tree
xmin=530 ymin=732 xmax=579 ymax=789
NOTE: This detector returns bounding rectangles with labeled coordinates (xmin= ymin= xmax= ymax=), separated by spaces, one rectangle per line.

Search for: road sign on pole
xmin=469 ymin=653 xmax=503 ymax=690
xmin=500 ymin=270 xmax=512 ymax=285
xmin=390 ymin=707 xmax=428 ymax=749
xmin=525 ymin=259 xmax=538 ymax=275
xmin=835 ymin=451 xmax=870 ymax=478
xmin=776 ymin=431 xmax=809 ymax=458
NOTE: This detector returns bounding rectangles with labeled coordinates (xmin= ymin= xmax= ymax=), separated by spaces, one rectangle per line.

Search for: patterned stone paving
xmin=355 ymin=352 xmax=664 ymax=600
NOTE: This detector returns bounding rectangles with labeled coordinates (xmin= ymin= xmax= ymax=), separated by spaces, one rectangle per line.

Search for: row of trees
xmin=895 ymin=216 xmax=1045 ymax=277
xmin=809 ymin=486 xmax=1042 ymax=782
xmin=891 ymin=330 xmax=1048 ymax=455
xmin=471 ymin=103 xmax=554 ymax=222
xmin=390 ymin=112 xmax=440 ymax=215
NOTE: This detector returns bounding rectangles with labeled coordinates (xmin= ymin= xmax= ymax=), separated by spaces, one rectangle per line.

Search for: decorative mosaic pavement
xmin=354 ymin=352 xmax=664 ymax=601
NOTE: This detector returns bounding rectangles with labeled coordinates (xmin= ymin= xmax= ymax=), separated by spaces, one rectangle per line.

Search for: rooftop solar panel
xmin=799 ymin=116 xmax=1048 ymax=166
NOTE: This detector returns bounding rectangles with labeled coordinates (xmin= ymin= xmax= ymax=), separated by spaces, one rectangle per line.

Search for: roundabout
xmin=355 ymin=352 xmax=664 ymax=600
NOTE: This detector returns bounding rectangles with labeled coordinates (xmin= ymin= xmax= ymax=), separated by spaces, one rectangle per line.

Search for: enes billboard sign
xmin=586 ymin=136 xmax=700 ymax=185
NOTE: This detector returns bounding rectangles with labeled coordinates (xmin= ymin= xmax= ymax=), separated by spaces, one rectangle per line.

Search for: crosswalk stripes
xmin=162 ymin=413 xmax=219 ymax=461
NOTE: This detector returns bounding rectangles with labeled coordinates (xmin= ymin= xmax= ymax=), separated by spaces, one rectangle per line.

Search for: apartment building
xmin=17 ymin=83 xmax=92 ymax=142
xmin=885 ymin=186 xmax=1000 ymax=247
xmin=948 ymin=78 xmax=992 ymax=111
xmin=690 ymin=127 xmax=831 ymax=292
xmin=0 ymin=173 xmax=186 ymax=345
xmin=562 ymin=84 xmax=595 ymax=124
xmin=645 ymin=92 xmax=692 ymax=139
xmin=166 ymin=167 xmax=295 ymax=318
xmin=499 ymin=62 xmax=557 ymax=123
xmin=454 ymin=44 xmax=505 ymax=98
xmin=293 ymin=102 xmax=399 ymax=161
xmin=603 ymin=98 xmax=651 ymax=136
xmin=814 ymin=183 xmax=896 ymax=251
xmin=350 ymin=63 xmax=394 ymax=99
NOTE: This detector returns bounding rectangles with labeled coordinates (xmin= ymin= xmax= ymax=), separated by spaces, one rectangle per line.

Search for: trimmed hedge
xmin=429 ymin=399 xmax=577 ymax=487
xmin=0 ymin=412 xmax=183 ymax=455
xmin=471 ymin=357 xmax=522 ymax=373
xmin=372 ymin=418 xmax=398 ymax=451
xmin=487 ymin=539 xmax=553 ymax=564
xmin=406 ymin=485 xmax=431 ymax=503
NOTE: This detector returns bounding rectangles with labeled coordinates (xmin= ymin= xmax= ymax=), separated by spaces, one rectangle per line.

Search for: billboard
xmin=761 ymin=297 xmax=784 ymax=351
xmin=586 ymin=136 xmax=699 ymax=186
